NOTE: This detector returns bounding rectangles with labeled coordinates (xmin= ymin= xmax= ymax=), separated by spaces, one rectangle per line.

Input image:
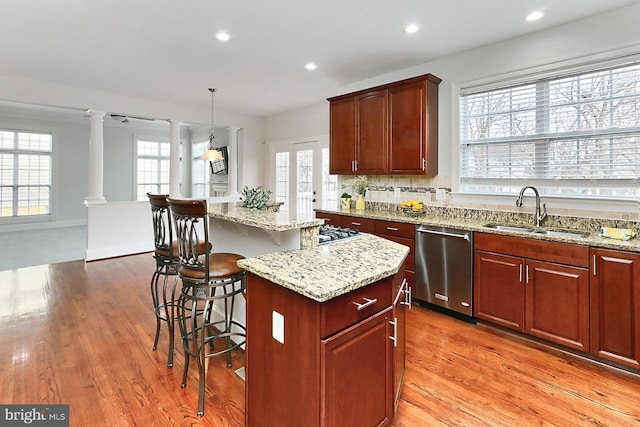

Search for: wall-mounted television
xmin=209 ymin=146 xmax=228 ymax=174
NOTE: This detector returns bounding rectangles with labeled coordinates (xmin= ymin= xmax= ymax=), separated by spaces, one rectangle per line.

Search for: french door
xmin=271 ymin=137 xmax=337 ymax=217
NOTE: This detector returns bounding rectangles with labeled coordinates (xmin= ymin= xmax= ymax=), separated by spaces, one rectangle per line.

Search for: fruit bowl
xmin=400 ymin=200 xmax=425 ymax=216
xmin=402 ymin=206 xmax=425 ymax=216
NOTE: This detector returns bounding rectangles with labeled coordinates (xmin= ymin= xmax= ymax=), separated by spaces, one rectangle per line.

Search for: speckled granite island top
xmin=208 ymin=202 xmax=323 ymax=231
xmin=237 ymin=234 xmax=409 ymax=302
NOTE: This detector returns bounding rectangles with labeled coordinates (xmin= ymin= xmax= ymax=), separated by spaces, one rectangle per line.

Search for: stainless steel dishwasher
xmin=415 ymin=225 xmax=474 ymax=317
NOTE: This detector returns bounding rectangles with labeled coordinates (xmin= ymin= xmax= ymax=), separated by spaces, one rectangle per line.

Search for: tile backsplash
xmin=338 ymin=175 xmax=640 ymax=221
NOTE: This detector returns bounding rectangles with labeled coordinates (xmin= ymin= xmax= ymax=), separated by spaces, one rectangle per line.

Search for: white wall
xmin=0 ymin=82 xmax=266 ymax=231
xmin=264 ymin=3 xmax=640 ymax=217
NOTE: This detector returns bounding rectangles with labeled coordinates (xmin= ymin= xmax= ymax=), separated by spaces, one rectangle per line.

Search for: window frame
xmin=453 ymin=51 xmax=640 ymax=211
xmin=0 ymin=128 xmax=53 ymax=220
xmin=134 ymin=136 xmax=170 ymax=200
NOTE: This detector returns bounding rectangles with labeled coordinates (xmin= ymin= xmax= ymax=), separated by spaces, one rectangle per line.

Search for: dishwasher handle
xmin=417 ymin=227 xmax=470 ymax=241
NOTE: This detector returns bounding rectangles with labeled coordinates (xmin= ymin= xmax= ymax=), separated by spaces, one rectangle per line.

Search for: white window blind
xmin=460 ymin=61 xmax=640 ymax=198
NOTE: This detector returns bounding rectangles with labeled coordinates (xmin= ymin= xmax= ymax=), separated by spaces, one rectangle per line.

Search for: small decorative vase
xmin=340 ymin=197 xmax=351 ymax=210
xmin=355 ymin=194 xmax=366 ymax=210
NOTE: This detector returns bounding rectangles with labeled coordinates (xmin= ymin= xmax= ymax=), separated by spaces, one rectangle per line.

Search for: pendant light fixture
xmin=200 ymin=88 xmax=223 ymax=161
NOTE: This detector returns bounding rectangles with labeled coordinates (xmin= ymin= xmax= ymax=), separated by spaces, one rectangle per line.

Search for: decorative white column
xmin=226 ymin=126 xmax=241 ymax=196
xmin=85 ymin=110 xmax=106 ymax=204
xmin=169 ymin=120 xmax=182 ymax=197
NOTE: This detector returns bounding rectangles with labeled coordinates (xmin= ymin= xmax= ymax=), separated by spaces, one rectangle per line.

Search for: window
xmin=136 ymin=139 xmax=169 ymax=200
xmin=192 ymin=140 xmax=209 ymax=198
xmin=0 ymin=130 xmax=52 ymax=218
xmin=460 ymin=61 xmax=640 ymax=199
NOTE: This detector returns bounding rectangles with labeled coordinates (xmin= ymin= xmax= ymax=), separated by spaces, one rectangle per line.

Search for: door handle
xmin=353 ymin=297 xmax=377 ymax=311
xmin=417 ymin=228 xmax=470 ymax=241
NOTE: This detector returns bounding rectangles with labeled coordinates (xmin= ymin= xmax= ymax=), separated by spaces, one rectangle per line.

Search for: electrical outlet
xmin=436 ymin=188 xmax=446 ymax=201
xmin=394 ymin=187 xmax=401 ymax=198
xmin=272 ymin=311 xmax=284 ymax=344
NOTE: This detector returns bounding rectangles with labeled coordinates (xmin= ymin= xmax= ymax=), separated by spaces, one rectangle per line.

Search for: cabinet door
xmin=322 ymin=307 xmax=393 ymax=427
xmin=392 ymin=277 xmax=408 ymax=413
xmin=388 ymin=81 xmax=426 ymax=174
xmin=474 ymin=251 xmax=524 ymax=331
xmin=591 ymin=248 xmax=640 ymax=369
xmin=525 ymin=260 xmax=590 ymax=352
xmin=329 ymin=96 xmax=356 ymax=174
xmin=356 ymin=90 xmax=388 ymax=174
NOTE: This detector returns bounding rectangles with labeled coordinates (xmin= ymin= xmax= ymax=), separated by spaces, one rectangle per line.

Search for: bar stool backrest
xmin=167 ymin=198 xmax=211 ymax=281
xmin=147 ymin=193 xmax=175 ymax=260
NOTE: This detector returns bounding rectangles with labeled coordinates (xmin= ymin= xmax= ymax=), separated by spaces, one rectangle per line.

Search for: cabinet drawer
xmin=375 ymin=220 xmax=415 ymax=239
xmin=321 ymin=277 xmax=392 ymax=338
xmin=343 ymin=216 xmax=376 ymax=233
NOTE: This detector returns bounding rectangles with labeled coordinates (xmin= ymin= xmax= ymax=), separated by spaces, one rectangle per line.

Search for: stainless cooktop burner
xmin=318 ymin=225 xmax=360 ymax=244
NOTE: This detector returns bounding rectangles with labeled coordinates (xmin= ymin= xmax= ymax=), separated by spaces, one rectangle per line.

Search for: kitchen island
xmin=238 ymin=234 xmax=410 ymax=427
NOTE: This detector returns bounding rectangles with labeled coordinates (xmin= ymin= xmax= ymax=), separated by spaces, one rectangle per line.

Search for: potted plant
xmin=340 ymin=192 xmax=352 ymax=210
xmin=343 ymin=175 xmax=369 ymax=210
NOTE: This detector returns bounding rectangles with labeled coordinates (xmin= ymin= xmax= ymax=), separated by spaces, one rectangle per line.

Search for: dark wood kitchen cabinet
xmin=246 ymin=270 xmax=402 ymax=426
xmin=374 ymin=219 xmax=415 ymax=298
xmin=388 ymin=77 xmax=439 ymax=175
xmin=328 ymin=73 xmax=440 ymax=176
xmin=328 ymin=89 xmax=387 ymax=175
xmin=328 ymin=96 xmax=357 ymax=175
xmin=315 ymin=211 xmax=343 ymax=227
xmin=591 ymin=248 xmax=640 ymax=369
xmin=391 ymin=272 xmax=409 ymax=412
xmin=474 ymin=233 xmax=590 ymax=352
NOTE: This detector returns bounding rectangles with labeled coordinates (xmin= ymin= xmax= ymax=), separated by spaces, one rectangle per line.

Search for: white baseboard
xmin=85 ymin=241 xmax=153 ymax=261
xmin=0 ymin=219 xmax=86 ymax=233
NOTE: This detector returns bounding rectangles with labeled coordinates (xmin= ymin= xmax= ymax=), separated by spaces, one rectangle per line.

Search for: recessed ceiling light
xmin=304 ymin=62 xmax=318 ymax=71
xmin=404 ymin=24 xmax=420 ymax=34
xmin=216 ymin=31 xmax=230 ymax=41
xmin=526 ymin=10 xmax=545 ymax=21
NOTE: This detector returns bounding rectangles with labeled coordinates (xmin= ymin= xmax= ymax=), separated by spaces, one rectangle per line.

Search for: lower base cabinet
xmin=246 ymin=270 xmax=404 ymax=426
xmin=474 ymin=233 xmax=590 ymax=352
xmin=591 ymin=248 xmax=640 ymax=369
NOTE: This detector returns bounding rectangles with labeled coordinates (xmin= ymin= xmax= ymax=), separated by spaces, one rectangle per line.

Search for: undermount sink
xmin=484 ymin=223 xmax=588 ymax=239
xmin=532 ymin=229 xmax=588 ymax=239
xmin=483 ymin=224 xmax=534 ymax=233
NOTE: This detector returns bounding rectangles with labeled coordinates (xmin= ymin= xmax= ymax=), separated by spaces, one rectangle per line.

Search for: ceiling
xmin=1 ymin=0 xmax=639 ymax=118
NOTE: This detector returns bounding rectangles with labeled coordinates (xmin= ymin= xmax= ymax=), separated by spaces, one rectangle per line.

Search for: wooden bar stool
xmin=167 ymin=198 xmax=246 ymax=417
xmin=147 ymin=193 xmax=180 ymax=368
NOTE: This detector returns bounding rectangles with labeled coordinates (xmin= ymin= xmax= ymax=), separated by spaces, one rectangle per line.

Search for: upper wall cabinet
xmin=328 ymin=73 xmax=441 ymax=176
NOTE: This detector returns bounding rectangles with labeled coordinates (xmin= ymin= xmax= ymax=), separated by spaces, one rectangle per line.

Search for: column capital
xmin=169 ymin=119 xmax=183 ymax=126
xmin=86 ymin=110 xmax=106 ymax=119
xmin=226 ymin=126 xmax=241 ymax=133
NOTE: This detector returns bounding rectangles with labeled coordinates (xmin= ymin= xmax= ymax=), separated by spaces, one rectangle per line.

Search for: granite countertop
xmin=208 ymin=202 xmax=323 ymax=231
xmin=317 ymin=207 xmax=640 ymax=253
xmin=237 ymin=234 xmax=409 ymax=302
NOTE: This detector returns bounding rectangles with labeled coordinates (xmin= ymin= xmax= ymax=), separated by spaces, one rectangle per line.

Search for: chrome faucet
xmin=516 ymin=186 xmax=547 ymax=227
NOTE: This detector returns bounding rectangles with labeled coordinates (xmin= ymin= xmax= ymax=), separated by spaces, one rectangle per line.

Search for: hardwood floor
xmin=1 ymin=253 xmax=640 ymax=426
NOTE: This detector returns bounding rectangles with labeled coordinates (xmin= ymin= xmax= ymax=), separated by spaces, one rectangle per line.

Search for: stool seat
xmin=179 ymin=253 xmax=245 ymax=280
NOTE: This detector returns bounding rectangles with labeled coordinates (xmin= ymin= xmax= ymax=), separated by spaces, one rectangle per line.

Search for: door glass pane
xmin=275 ymin=151 xmax=290 ymax=214
xmin=296 ymin=149 xmax=313 ymax=217
xmin=321 ymin=147 xmax=338 ymax=209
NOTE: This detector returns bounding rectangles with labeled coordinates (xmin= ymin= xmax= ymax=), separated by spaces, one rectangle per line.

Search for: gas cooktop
xmin=318 ymin=225 xmax=361 ymax=245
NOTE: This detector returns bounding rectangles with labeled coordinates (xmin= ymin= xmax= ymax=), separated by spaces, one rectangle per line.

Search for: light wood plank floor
xmin=1 ymin=253 xmax=640 ymax=426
